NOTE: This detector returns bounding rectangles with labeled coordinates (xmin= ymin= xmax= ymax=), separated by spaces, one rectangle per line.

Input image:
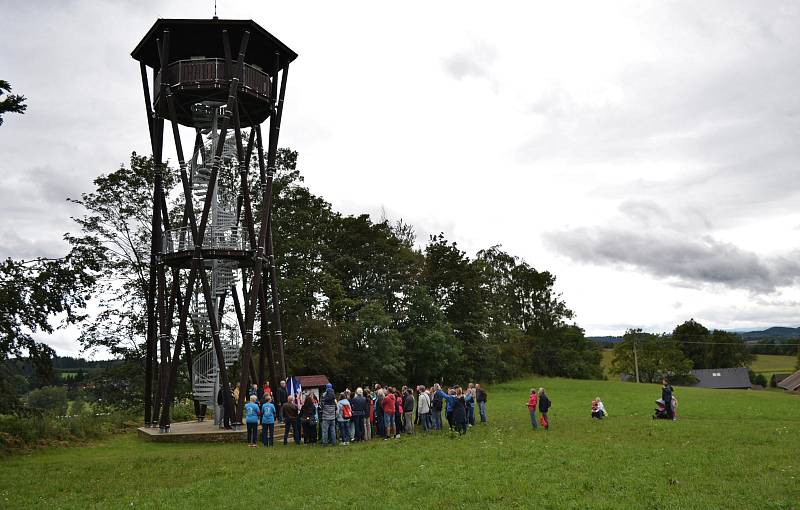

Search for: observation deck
xmin=161 ymin=226 xmax=253 ymax=268
xmin=131 ymin=18 xmax=298 ymax=129
xmin=153 ymin=58 xmax=272 ymax=127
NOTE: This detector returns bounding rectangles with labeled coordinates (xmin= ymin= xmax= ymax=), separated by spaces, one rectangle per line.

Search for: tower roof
xmin=131 ymin=18 xmax=297 ymax=71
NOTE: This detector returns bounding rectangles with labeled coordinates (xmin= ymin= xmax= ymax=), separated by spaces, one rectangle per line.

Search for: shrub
xmin=0 ymin=410 xmax=136 ymax=453
xmin=26 ymin=386 xmax=68 ymax=415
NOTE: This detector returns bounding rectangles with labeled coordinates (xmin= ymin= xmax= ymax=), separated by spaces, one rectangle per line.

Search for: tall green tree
xmin=528 ymin=325 xmax=603 ymax=380
xmin=672 ymin=319 xmax=709 ymax=368
xmin=398 ymin=286 xmax=460 ymax=384
xmin=68 ymin=153 xmax=176 ymax=357
xmin=612 ymin=329 xmax=693 ymax=383
xmin=0 ymin=238 xmax=102 ymax=411
xmin=672 ymin=319 xmax=753 ymax=369
xmin=423 ymin=234 xmax=492 ymax=381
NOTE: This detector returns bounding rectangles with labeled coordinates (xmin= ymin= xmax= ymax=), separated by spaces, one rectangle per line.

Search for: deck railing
xmin=154 ymin=58 xmax=271 ymax=100
xmin=162 ymin=226 xmax=247 ymax=254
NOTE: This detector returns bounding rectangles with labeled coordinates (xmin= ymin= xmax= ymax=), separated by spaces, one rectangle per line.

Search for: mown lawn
xmin=1 ymin=377 xmax=798 ymax=509
xmin=751 ymin=354 xmax=798 ymax=376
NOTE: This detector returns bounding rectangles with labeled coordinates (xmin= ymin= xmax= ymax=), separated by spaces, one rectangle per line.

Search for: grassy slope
xmin=1 ymin=377 xmax=798 ymax=509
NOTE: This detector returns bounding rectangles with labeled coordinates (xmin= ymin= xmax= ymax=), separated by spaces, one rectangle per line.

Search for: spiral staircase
xmin=185 ymin=107 xmax=244 ymax=424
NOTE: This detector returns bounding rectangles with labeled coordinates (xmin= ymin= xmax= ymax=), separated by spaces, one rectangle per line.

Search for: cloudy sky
xmin=2 ymin=0 xmax=800 ymax=357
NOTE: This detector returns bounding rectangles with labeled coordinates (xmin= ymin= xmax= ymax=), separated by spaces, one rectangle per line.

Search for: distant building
xmin=777 ymin=370 xmax=800 ymax=392
xmin=690 ymin=368 xmax=752 ymax=389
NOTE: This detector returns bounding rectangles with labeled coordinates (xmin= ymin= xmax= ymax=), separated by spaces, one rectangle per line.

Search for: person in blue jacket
xmin=465 ymin=387 xmax=475 ymax=427
xmin=433 ymin=385 xmax=460 ymax=432
xmin=244 ymin=395 xmax=260 ymax=447
xmin=260 ymin=394 xmax=277 ymax=447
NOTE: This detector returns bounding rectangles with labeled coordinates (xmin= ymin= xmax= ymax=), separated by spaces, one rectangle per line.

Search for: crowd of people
xmin=232 ymin=380 xmax=490 ymax=447
xmin=229 ymin=377 xmax=678 ymax=447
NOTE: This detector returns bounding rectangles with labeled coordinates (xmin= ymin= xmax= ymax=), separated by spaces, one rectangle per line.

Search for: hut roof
xmin=690 ymin=368 xmax=752 ymax=389
xmin=777 ymin=369 xmax=800 ymax=391
xmin=132 ymin=18 xmax=298 ymax=72
xmin=296 ymin=375 xmax=330 ymax=388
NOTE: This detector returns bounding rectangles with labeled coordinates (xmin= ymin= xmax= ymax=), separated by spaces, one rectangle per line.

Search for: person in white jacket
xmin=417 ymin=386 xmax=432 ymax=431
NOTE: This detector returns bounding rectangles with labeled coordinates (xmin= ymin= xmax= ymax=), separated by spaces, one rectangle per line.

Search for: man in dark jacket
xmin=431 ymin=387 xmax=444 ymax=430
xmin=276 ymin=380 xmax=289 ymax=423
xmin=661 ymin=379 xmax=674 ymax=420
xmin=281 ymin=399 xmax=300 ymax=444
xmin=402 ymin=389 xmax=415 ymax=434
xmin=216 ymin=386 xmax=232 ymax=429
xmin=476 ymin=383 xmax=488 ymax=423
xmin=351 ymin=388 xmax=368 ymax=442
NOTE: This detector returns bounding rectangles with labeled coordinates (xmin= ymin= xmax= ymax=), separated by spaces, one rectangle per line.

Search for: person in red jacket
xmin=527 ymin=388 xmax=539 ymax=430
xmin=382 ymin=390 xmax=397 ymax=439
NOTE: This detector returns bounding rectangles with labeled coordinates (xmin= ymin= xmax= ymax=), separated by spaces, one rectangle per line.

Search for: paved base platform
xmin=139 ymin=420 xmax=268 ymax=443
xmin=138 ymin=420 xmax=287 ymax=443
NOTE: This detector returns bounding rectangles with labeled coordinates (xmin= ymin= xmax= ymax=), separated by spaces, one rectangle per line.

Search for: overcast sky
xmin=2 ymin=0 xmax=800 ymax=357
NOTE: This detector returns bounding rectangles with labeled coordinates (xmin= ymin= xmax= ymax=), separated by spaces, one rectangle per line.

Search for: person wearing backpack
xmin=260 ymin=394 xmax=277 ymax=447
xmin=337 ymin=392 xmax=352 ymax=446
xmin=431 ymin=386 xmax=444 ymax=430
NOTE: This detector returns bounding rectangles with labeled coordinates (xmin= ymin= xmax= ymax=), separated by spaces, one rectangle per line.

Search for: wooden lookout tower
xmin=132 ymin=18 xmax=297 ymax=431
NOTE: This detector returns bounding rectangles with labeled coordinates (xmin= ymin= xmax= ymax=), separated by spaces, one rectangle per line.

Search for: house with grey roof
xmin=690 ymin=368 xmax=752 ymax=389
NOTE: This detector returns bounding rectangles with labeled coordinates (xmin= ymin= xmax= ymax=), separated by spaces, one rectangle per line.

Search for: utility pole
xmin=633 ymin=333 xmax=640 ymax=383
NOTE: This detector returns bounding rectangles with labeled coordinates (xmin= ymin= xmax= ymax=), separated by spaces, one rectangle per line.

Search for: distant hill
xmin=588 ymin=336 xmax=623 ymax=345
xmin=740 ymin=327 xmax=800 ymax=342
xmin=589 ymin=326 xmax=800 ymax=346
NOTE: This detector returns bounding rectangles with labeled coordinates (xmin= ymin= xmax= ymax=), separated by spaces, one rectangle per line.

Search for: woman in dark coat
xmin=451 ymin=387 xmax=468 ymax=435
xmin=300 ymin=395 xmax=317 ymax=444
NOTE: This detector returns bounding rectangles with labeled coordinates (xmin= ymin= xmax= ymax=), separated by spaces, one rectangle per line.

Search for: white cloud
xmin=2 ymin=0 xmax=800 ymax=355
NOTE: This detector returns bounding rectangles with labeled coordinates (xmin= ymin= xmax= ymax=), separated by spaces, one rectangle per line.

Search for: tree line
xmin=1 ymin=148 xmax=603 ymax=412
xmin=611 ymin=319 xmax=767 ymax=384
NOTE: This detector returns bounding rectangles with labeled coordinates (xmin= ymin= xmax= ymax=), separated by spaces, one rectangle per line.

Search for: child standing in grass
xmin=245 ymin=395 xmax=260 ymax=447
xmin=260 ymin=394 xmax=276 ymax=447
xmin=527 ymin=388 xmax=538 ymax=429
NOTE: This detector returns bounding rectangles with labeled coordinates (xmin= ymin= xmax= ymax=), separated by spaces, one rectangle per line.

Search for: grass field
xmin=1 ymin=376 xmax=798 ymax=509
xmin=751 ymin=354 xmax=799 ymax=376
